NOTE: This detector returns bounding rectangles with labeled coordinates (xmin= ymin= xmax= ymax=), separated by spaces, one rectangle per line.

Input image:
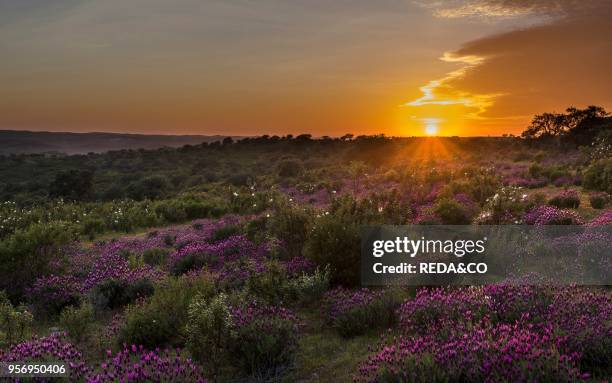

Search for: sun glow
xmin=423 ymin=118 xmax=440 ymax=136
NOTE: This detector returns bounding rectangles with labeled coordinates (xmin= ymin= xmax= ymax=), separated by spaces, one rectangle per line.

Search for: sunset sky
xmin=1 ymin=0 xmax=611 ymax=137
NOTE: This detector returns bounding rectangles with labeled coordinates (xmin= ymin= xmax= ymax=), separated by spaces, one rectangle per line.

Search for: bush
xmin=548 ymin=190 xmax=581 ymax=209
xmin=186 ymin=293 xmax=234 ymax=379
xmin=434 ymin=198 xmax=472 ymax=224
xmin=142 ymin=248 xmax=170 ymax=266
xmin=245 ymin=260 xmax=288 ymax=305
xmin=210 ymin=224 xmax=240 ymax=243
xmin=171 ymin=252 xmax=217 ymax=275
xmin=284 ymin=266 xmax=331 ymax=305
xmin=0 ymin=222 xmax=77 ymax=302
xmin=269 ymin=202 xmax=312 ymax=258
xmin=154 ymin=200 xmax=188 ymax=223
xmin=277 ymin=159 xmax=304 ymax=178
xmin=228 ymin=301 xmax=299 ymax=379
xmin=322 ymin=288 xmax=402 ymax=337
xmin=89 ymin=279 xmax=154 ymax=311
xmin=304 ymin=213 xmax=360 ymax=286
xmin=0 ymin=291 xmax=33 ymax=348
xmin=583 ymin=158 xmax=612 ymax=193
xmin=118 ymin=275 xmax=215 ymax=348
xmin=59 ymin=303 xmax=94 ymax=343
xmin=589 ymin=192 xmax=609 ymax=209
xmin=126 ymin=175 xmax=170 ymax=200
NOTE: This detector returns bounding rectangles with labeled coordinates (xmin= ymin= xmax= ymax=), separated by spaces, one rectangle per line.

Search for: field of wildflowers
xmin=0 ymin=136 xmax=610 ymax=382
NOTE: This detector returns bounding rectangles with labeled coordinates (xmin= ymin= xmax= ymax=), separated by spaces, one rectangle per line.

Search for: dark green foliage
xmin=49 ymin=170 xmax=95 ymax=201
xmin=142 ymin=248 xmax=170 ymax=266
xmin=127 ymin=175 xmax=170 ymax=200
xmin=277 ymin=159 xmax=304 ymax=177
xmin=434 ymin=198 xmax=472 ymax=224
xmin=548 ymin=192 xmax=581 ymax=209
xmin=245 ymin=260 xmax=288 ymax=304
xmin=229 ymin=316 xmax=298 ymax=378
xmin=171 ymin=253 xmax=217 ymax=275
xmin=269 ymin=202 xmax=312 ymax=258
xmin=589 ymin=193 xmax=609 ymax=209
xmin=332 ymin=291 xmax=402 ymax=338
xmin=0 ymin=222 xmax=77 ymax=302
xmin=89 ymin=278 xmax=154 ymax=311
xmin=304 ymin=214 xmax=360 ymax=286
xmin=583 ymin=158 xmax=612 ymax=194
xmin=118 ymin=275 xmax=215 ymax=348
xmin=210 ymin=224 xmax=240 ymax=242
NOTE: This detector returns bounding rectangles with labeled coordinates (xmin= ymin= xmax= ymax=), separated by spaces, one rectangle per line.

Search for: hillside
xmin=0 ymin=130 xmax=238 ymax=155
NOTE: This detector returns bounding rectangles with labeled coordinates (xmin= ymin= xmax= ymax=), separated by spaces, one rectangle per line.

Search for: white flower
xmin=233 ymin=192 xmax=239 ymax=197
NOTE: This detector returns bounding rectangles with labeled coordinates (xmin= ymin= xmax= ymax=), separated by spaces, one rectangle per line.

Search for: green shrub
xmin=0 ymin=291 xmax=33 ymax=348
xmin=142 ymin=248 xmax=170 ymax=266
xmin=548 ymin=190 xmax=581 ymax=209
xmin=59 ymin=303 xmax=94 ymax=343
xmin=210 ymin=224 xmax=240 ymax=242
xmin=0 ymin=222 xmax=77 ymax=301
xmin=245 ymin=260 xmax=288 ymax=305
xmin=126 ymin=175 xmax=170 ymax=200
xmin=80 ymin=217 xmax=106 ymax=239
xmin=171 ymin=252 xmax=217 ymax=276
xmin=589 ymin=192 xmax=609 ymax=209
xmin=304 ymin=213 xmax=360 ymax=286
xmin=284 ymin=266 xmax=330 ymax=305
xmin=118 ymin=275 xmax=215 ymax=348
xmin=324 ymin=289 xmax=402 ymax=338
xmin=434 ymin=198 xmax=472 ymax=224
xmin=186 ymin=293 xmax=234 ymax=379
xmin=277 ymin=159 xmax=304 ymax=178
xmin=269 ymin=202 xmax=312 ymax=258
xmin=89 ymin=279 xmax=154 ymax=311
xmin=154 ymin=200 xmax=188 ymax=223
xmin=583 ymin=158 xmax=612 ymax=193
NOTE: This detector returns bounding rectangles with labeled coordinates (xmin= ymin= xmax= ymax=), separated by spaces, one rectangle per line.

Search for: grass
xmin=282 ymin=307 xmax=380 ymax=382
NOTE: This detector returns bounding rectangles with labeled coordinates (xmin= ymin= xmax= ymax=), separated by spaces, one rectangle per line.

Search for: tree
xmin=48 ymin=170 xmax=94 ymax=201
xmin=521 ymin=112 xmax=565 ymax=139
xmin=521 ymin=106 xmax=609 ymax=140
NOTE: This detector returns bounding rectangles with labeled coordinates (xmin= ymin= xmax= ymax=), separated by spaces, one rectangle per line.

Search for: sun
xmin=423 ymin=118 xmax=440 ymax=136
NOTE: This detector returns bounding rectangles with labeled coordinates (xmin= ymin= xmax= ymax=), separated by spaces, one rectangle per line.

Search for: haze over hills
xmin=0 ymin=130 xmax=240 ymax=155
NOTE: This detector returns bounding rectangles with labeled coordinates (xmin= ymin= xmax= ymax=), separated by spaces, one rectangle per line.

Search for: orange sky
xmin=1 ymin=0 xmax=611 ymax=137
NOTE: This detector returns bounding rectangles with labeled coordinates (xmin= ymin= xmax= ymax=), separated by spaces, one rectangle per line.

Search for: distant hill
xmin=0 ymin=130 xmax=241 ymax=154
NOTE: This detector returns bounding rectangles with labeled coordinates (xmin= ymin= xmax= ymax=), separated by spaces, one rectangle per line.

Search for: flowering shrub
xmin=0 ymin=333 xmax=90 ymax=380
xmin=548 ymin=189 xmax=581 ymax=208
xmin=523 ymin=205 xmax=584 ymax=225
xmin=228 ymin=299 xmax=300 ymax=378
xmin=356 ymin=321 xmax=587 ymax=383
xmin=322 ymin=288 xmax=402 ymax=337
xmin=88 ymin=345 xmax=207 ymax=383
xmin=360 ymin=282 xmax=612 ymax=381
xmin=476 ymin=186 xmax=529 ymax=224
xmin=588 ymin=209 xmax=612 ymax=226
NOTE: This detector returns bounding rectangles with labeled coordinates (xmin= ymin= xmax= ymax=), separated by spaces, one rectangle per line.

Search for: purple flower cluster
xmin=0 ymin=333 xmax=90 ymax=380
xmin=283 ymin=256 xmax=315 ymax=277
xmin=87 ymin=345 xmax=207 ymax=383
xmin=230 ymin=300 xmax=299 ymax=330
xmin=523 ymin=205 xmax=584 ymax=225
xmin=322 ymin=287 xmax=385 ymax=323
xmin=356 ymin=321 xmax=587 ymax=382
xmin=588 ymin=209 xmax=612 ymax=226
xmin=357 ymin=282 xmax=611 ymax=382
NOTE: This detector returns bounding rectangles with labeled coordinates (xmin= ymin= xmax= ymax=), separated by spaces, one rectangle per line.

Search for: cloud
xmin=415 ymin=0 xmax=599 ymax=19
xmin=406 ymin=0 xmax=612 ymax=133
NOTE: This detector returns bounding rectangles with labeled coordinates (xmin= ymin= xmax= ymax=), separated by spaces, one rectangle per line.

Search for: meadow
xmin=0 ymin=112 xmax=611 ymax=382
